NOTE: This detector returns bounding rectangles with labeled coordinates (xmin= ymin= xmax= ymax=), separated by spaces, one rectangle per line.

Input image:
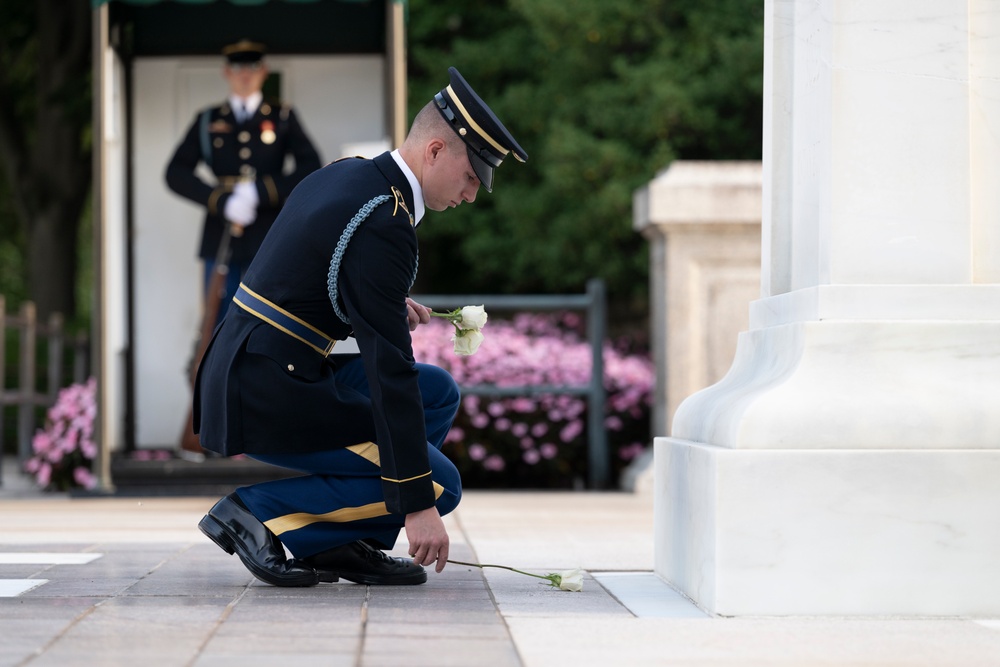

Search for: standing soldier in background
xmin=166 ymin=39 xmax=322 ymax=327
xmin=166 ymin=39 xmax=322 ymax=458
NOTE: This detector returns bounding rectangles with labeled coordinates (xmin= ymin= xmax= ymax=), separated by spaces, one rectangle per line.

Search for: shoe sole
xmin=313 ymin=567 xmax=427 ymax=586
xmin=198 ymin=514 xmax=319 ymax=588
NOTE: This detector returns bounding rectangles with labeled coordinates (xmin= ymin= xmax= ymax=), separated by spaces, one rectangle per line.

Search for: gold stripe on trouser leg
xmin=346 ymin=441 xmax=380 ymax=466
xmin=263 ymin=442 xmax=444 ymax=536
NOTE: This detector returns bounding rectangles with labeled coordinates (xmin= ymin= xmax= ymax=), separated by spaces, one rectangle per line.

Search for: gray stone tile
xmin=206 ymin=633 xmax=360 ymax=653
xmin=213 ymin=620 xmax=363 ymax=638
xmin=14 ymin=597 xmax=227 ymax=666
xmin=365 ymin=620 xmax=510 ymax=640
xmin=0 ymin=564 xmax=55 ymax=577
xmin=367 ymin=594 xmax=498 ymax=614
xmin=194 ymin=653 xmax=356 ymax=667
xmin=364 ymin=606 xmax=502 ymax=625
xmin=0 ymin=596 xmax=100 ymax=619
xmin=366 ymin=586 xmax=494 ymax=603
xmin=225 ymin=598 xmax=364 ymax=625
xmin=123 ymin=571 xmax=254 ymax=597
xmin=26 ymin=644 xmax=201 ymax=667
xmin=0 ymin=617 xmax=90 ymax=667
xmin=23 ymin=577 xmax=143 ymax=597
xmin=74 ymin=596 xmax=233 ymax=629
xmin=484 ymin=570 xmax=632 ymax=618
xmin=362 ymin=636 xmax=521 ymax=667
xmin=429 ymin=566 xmax=489 ymax=581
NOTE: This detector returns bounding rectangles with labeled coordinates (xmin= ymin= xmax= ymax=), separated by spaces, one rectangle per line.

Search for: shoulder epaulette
xmin=391 ymin=186 xmax=414 ymax=226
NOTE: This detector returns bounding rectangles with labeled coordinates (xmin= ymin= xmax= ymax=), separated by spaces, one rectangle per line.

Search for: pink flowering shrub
xmin=411 ymin=312 xmax=654 ymax=489
xmin=23 ymin=377 xmax=98 ymax=491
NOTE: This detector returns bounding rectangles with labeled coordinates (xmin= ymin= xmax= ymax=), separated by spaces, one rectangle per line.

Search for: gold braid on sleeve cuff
xmin=381 ymin=471 xmax=431 ymax=484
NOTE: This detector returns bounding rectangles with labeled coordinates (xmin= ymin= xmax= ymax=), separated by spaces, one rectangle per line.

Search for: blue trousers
xmin=235 ymin=357 xmax=462 ymax=559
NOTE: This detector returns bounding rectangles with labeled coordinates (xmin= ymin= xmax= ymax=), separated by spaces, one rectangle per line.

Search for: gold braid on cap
xmin=223 ymin=40 xmax=266 ymax=56
xmin=445 ymin=85 xmax=508 ymax=157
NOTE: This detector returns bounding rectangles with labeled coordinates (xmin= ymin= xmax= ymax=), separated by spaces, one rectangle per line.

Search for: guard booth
xmin=91 ymin=0 xmax=408 ymax=490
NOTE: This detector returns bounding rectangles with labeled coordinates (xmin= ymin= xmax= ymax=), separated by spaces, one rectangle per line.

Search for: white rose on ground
xmin=553 ymin=569 xmax=584 ymax=592
xmin=446 ymin=559 xmax=585 ymax=592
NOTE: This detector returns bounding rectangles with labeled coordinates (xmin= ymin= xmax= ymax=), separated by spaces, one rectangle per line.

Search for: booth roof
xmin=94 ymin=0 xmax=399 ymax=56
xmin=92 ymin=0 xmax=386 ymax=6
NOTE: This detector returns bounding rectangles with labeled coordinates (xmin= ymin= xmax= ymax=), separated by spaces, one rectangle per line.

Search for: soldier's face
xmin=422 ymin=141 xmax=480 ymax=212
xmin=224 ymin=62 xmax=268 ymax=98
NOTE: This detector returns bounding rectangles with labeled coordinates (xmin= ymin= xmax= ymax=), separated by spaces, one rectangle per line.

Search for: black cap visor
xmin=467 ymin=147 xmax=494 ymax=193
xmin=227 ymin=51 xmax=263 ymax=65
xmin=223 ymin=40 xmax=266 ymax=64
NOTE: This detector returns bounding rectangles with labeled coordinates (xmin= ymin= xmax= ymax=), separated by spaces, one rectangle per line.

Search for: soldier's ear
xmin=425 ymin=138 xmax=446 ymax=165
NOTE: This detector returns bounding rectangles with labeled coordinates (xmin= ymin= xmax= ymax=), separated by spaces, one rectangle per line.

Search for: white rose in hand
xmin=430 ymin=305 xmax=489 ymax=356
xmin=452 ymin=329 xmax=484 ymax=356
xmin=458 ymin=305 xmax=488 ymax=330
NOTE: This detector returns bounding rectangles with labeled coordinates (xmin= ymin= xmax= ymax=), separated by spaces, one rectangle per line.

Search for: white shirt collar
xmin=229 ymin=91 xmax=263 ymax=118
xmin=390 ymin=149 xmax=425 ymax=226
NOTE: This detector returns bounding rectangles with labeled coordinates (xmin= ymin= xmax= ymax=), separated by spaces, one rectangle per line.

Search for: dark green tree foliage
xmin=407 ymin=0 xmax=763 ymax=322
xmin=0 ymin=0 xmax=92 ymax=321
xmin=0 ymin=0 xmax=761 ymax=328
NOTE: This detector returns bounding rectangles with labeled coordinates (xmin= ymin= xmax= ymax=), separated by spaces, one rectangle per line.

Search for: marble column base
xmin=655 ymin=438 xmax=1000 ymax=616
xmin=671 ymin=319 xmax=1000 ymax=450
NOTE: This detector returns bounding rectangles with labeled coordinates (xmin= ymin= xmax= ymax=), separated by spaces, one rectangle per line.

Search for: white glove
xmin=234 ymin=180 xmax=259 ymax=207
xmin=223 ymin=182 xmax=258 ymax=227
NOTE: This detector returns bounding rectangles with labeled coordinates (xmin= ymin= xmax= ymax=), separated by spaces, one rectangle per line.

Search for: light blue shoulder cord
xmin=327 ymin=195 xmax=420 ymax=324
xmin=198 ymin=109 xmax=213 ymax=168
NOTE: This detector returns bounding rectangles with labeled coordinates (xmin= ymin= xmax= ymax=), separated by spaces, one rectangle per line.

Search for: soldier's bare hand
xmin=405 ymin=298 xmax=432 ymax=331
xmin=404 ymin=506 xmax=449 ymax=573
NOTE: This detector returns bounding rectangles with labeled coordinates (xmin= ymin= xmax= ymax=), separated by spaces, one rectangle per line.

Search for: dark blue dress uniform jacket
xmin=193 ymin=152 xmax=437 ymax=516
xmin=165 ymin=100 xmax=321 ymax=264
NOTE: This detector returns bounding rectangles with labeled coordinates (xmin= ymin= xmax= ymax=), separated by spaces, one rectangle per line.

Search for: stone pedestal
xmin=633 ymin=162 xmax=762 ymax=437
xmin=653 ymin=1 xmax=1000 ymax=615
xmin=656 ymin=441 xmax=1000 ymax=616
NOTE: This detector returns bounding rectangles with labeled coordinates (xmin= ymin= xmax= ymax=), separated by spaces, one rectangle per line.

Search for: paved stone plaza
xmin=1 ymin=461 xmax=999 ymax=666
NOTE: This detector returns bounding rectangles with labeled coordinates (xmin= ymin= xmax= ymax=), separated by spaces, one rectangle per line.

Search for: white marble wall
xmin=652 ymin=0 xmax=1000 ymax=616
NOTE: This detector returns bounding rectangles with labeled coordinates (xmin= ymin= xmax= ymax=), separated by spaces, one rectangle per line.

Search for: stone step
xmin=108 ymin=453 xmax=301 ymax=497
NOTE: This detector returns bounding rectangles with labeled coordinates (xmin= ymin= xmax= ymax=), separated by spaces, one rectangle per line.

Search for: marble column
xmin=655 ymin=0 xmax=1000 ymax=615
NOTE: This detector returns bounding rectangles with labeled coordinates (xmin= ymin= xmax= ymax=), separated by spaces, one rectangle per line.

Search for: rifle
xmin=178 ymin=219 xmax=243 ymax=459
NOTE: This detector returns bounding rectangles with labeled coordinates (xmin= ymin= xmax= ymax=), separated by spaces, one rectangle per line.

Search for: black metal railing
xmin=418 ymin=278 xmax=609 ymax=488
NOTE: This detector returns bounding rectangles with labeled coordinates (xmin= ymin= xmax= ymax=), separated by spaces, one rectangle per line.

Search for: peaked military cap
xmin=223 ymin=39 xmax=266 ymax=64
xmin=433 ymin=67 xmax=527 ymax=192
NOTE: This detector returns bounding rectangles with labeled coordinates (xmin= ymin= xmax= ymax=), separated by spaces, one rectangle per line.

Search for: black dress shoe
xmin=304 ymin=541 xmax=427 ymax=585
xmin=199 ymin=494 xmax=319 ymax=587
